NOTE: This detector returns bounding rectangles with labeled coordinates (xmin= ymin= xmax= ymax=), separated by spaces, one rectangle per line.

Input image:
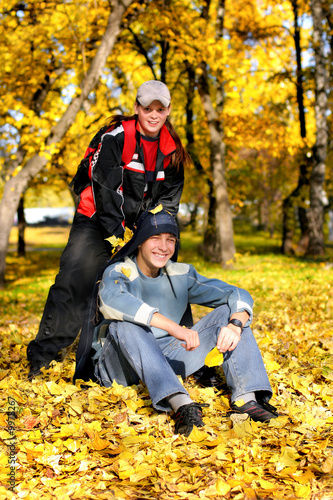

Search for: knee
xmin=210 ymin=305 xmax=231 ymax=325
xmin=111 ymin=322 xmax=152 ymax=344
xmin=110 ymin=322 xmax=157 ymax=360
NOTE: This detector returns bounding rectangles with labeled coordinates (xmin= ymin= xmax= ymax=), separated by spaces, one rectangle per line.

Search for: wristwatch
xmin=228 ymin=318 xmax=243 ymax=333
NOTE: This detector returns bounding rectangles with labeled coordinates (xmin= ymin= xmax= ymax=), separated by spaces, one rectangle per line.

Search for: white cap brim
xmin=138 ymin=95 xmax=170 ymax=108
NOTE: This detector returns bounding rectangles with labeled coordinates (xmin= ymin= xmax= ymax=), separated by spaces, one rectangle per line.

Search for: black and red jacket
xmin=69 ymin=119 xmax=184 ymax=238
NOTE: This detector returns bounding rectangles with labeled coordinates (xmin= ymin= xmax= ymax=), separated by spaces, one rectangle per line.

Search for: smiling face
xmin=134 ymin=100 xmax=171 ymax=138
xmin=136 ymin=233 xmax=177 ymax=277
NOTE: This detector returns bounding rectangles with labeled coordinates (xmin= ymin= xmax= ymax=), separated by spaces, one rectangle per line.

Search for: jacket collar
xmin=135 ymin=121 xmax=176 ymax=157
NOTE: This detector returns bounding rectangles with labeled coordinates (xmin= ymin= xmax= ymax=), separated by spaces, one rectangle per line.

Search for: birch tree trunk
xmin=307 ymin=0 xmax=329 ymax=256
xmin=0 ymin=0 xmax=134 ymax=287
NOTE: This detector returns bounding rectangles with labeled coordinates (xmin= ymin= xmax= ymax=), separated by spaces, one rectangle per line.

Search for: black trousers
xmin=27 ymin=213 xmax=111 ymax=364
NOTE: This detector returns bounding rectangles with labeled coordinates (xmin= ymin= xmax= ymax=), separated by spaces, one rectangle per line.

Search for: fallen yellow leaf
xmin=149 ymin=204 xmax=163 ymax=214
xmin=260 ymin=479 xmax=277 ymax=490
xmin=230 ymin=417 xmax=254 ymax=437
xmin=295 ymin=484 xmax=312 ymax=498
xmin=91 ymin=432 xmax=112 ymax=450
xmin=274 ymin=447 xmax=300 ymax=471
xmin=105 ymin=235 xmax=119 ymax=247
xmin=233 ymin=398 xmax=245 ymax=407
xmin=215 ymin=479 xmax=231 ymax=495
xmin=322 ymin=456 xmax=333 ymax=473
xmin=121 ymin=267 xmax=131 ymax=278
xmin=188 ymin=426 xmax=209 ymax=442
xmin=291 ymin=470 xmax=315 ymax=484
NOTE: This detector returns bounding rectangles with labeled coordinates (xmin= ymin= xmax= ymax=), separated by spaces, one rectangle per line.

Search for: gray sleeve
xmin=99 ymin=262 xmax=158 ymax=325
xmin=187 ymin=265 xmax=254 ymax=325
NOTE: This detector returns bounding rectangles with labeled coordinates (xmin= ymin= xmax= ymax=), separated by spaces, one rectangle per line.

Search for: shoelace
xmin=258 ymin=399 xmax=278 ymax=415
xmin=176 ymin=403 xmax=209 ymax=423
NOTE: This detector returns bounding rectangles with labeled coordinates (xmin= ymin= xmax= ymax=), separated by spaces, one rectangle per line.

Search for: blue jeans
xmin=95 ymin=305 xmax=272 ymax=411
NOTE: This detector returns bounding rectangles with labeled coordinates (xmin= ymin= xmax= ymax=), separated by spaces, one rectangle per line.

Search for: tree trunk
xmin=307 ymin=0 xmax=329 ymax=256
xmin=184 ymin=63 xmax=214 ymax=236
xmin=198 ymin=66 xmax=235 ymax=264
xmin=203 ymin=187 xmax=218 ymax=254
xmin=0 ymin=0 xmax=134 ymax=287
xmin=185 ymin=64 xmax=216 ymax=249
xmin=160 ymin=40 xmax=170 ymax=84
xmin=293 ymin=0 xmax=306 ymax=140
xmin=281 ymin=197 xmax=295 ymax=253
xmin=323 ymin=3 xmax=333 ymax=95
xmin=17 ymin=194 xmax=26 ymax=257
xmin=189 ymin=204 xmax=198 ymax=231
xmin=198 ymin=0 xmax=235 ymax=265
xmin=281 ymin=159 xmax=310 ymax=254
xmin=282 ymin=0 xmax=309 ymax=254
xmin=328 ymin=210 xmax=333 ymax=242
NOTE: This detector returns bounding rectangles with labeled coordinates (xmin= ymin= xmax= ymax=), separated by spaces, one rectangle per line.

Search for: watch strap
xmin=228 ymin=318 xmax=243 ymax=332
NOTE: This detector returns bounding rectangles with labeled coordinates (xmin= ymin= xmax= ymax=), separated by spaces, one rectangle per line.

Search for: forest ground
xmin=0 ymin=225 xmax=332 ymax=500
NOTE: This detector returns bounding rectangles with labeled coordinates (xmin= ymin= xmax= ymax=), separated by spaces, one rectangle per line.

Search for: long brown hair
xmin=105 ymin=113 xmax=191 ymax=171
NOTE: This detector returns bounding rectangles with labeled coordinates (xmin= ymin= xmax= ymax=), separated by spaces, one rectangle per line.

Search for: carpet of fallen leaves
xmin=0 ymin=230 xmax=333 ymax=500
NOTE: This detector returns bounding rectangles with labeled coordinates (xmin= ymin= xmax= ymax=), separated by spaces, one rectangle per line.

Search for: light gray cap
xmin=136 ymin=80 xmax=171 ymax=108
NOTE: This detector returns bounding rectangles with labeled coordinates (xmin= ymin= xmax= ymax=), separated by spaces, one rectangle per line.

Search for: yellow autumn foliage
xmin=1 ymin=227 xmax=333 ymax=499
xmin=105 ymin=228 xmax=134 ymax=255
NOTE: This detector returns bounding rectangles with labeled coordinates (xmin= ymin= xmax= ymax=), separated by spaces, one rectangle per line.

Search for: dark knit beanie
xmin=111 ymin=206 xmax=179 ymax=264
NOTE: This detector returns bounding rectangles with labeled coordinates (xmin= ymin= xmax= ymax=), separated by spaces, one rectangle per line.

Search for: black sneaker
xmin=193 ymin=366 xmax=222 ymax=388
xmin=28 ymin=359 xmax=50 ymax=379
xmin=257 ymin=397 xmax=279 ymax=416
xmin=230 ymin=400 xmax=279 ymax=422
xmin=174 ymin=403 xmax=209 ymax=436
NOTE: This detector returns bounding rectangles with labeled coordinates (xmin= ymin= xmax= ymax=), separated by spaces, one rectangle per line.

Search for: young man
xmin=75 ymin=206 xmax=278 ymax=436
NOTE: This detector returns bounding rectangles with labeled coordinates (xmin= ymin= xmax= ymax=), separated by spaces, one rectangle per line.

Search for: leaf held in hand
xmin=204 ymin=347 xmax=224 ymax=367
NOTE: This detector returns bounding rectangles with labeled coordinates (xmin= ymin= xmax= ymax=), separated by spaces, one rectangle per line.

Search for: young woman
xmin=27 ymin=81 xmax=191 ymax=378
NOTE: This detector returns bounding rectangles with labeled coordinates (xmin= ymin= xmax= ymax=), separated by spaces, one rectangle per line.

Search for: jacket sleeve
xmin=99 ymin=261 xmax=158 ymax=326
xmin=187 ymin=265 xmax=254 ymax=326
xmin=92 ymin=131 xmax=126 ymax=238
xmin=156 ymin=161 xmax=184 ymax=217
xmin=69 ymin=126 xmax=108 ymax=196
